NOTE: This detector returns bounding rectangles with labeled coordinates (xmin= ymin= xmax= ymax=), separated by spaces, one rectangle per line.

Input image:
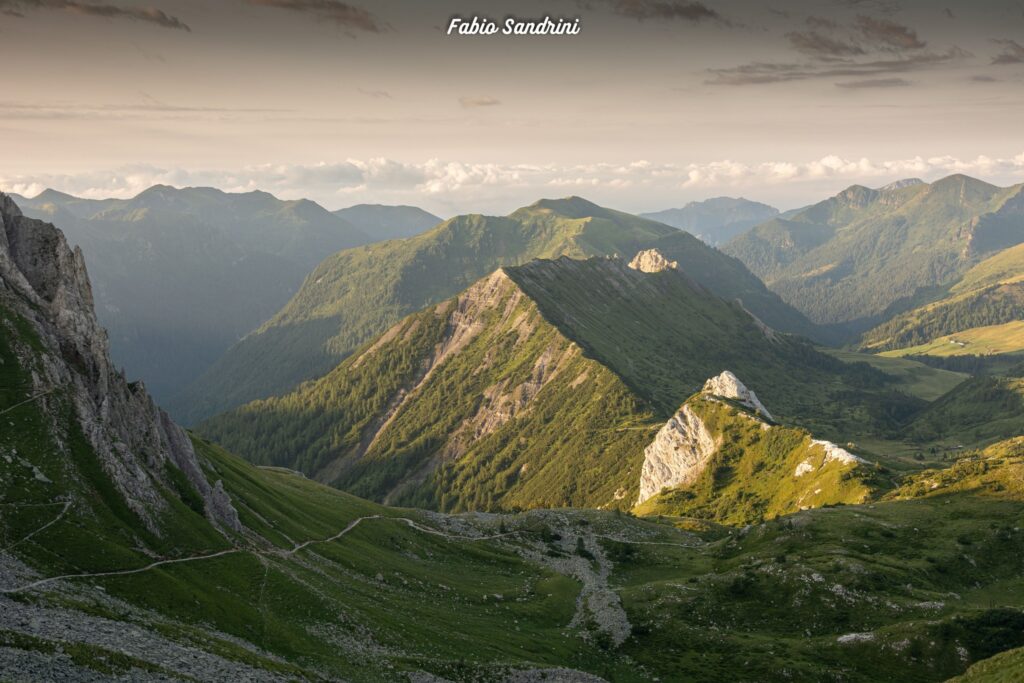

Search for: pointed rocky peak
xmin=701 ymin=371 xmax=774 ymax=421
xmin=628 ymin=248 xmax=678 ymax=273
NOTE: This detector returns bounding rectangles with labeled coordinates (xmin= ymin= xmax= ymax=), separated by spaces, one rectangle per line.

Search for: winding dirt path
xmin=0 ymin=514 xmax=518 ymax=595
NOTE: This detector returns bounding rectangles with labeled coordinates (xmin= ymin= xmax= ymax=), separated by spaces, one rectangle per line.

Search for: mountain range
xmin=4 ymin=191 xmax=1024 ymax=680
xmin=197 ymin=251 xmax=910 ymax=511
xmin=641 ymin=196 xmax=779 ymax=246
xmin=723 ymin=175 xmax=1024 ymax=335
xmin=173 ymin=197 xmax=817 ymax=424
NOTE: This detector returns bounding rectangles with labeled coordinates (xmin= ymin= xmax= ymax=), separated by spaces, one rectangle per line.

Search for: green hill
xmin=198 ymin=255 xmax=912 ymax=512
xmin=174 ymin=197 xmax=817 ymax=423
xmin=862 ymin=243 xmax=1024 ymax=357
xmin=723 ymin=175 xmax=1024 ymax=333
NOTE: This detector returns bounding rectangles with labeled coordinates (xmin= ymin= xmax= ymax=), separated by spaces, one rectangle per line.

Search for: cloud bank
xmin=4 ymin=154 xmax=1024 ymax=214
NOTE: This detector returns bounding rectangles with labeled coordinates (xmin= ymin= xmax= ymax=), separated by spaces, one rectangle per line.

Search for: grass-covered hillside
xmin=635 ymin=396 xmax=883 ymax=523
xmin=173 ymin=197 xmax=816 ymax=424
xmin=6 ymin=292 xmax=1024 ymax=681
xmin=723 ymin=175 xmax=1024 ymax=333
xmin=862 ymin=242 xmax=1024 ymax=358
xmin=199 ymin=255 xmax=916 ymax=513
xmin=4 ymin=221 xmax=1024 ymax=681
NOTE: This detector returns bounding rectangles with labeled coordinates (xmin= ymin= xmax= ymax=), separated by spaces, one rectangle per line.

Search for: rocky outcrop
xmin=636 ymin=404 xmax=716 ymax=505
xmin=0 ymin=193 xmax=240 ymax=534
xmin=627 ymin=248 xmax=678 ymax=273
xmin=701 ymin=370 xmax=774 ymax=421
xmin=811 ymin=439 xmax=866 ymax=465
xmin=637 ymin=372 xmax=773 ymax=505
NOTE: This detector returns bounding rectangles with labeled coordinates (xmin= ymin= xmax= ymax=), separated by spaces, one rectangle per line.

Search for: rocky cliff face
xmin=636 ymin=403 xmax=716 ymax=505
xmin=0 ymin=193 xmax=240 ymax=534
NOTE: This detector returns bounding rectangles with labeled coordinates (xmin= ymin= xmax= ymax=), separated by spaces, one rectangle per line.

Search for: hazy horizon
xmin=6 ymin=170 xmax=1023 ymax=218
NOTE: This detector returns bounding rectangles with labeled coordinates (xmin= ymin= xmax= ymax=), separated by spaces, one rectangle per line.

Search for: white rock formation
xmin=794 ymin=459 xmax=814 ymax=477
xmin=636 ymin=404 xmax=716 ymax=505
xmin=627 ymin=248 xmax=678 ymax=273
xmin=811 ymin=439 xmax=867 ymax=465
xmin=701 ymin=371 xmax=774 ymax=421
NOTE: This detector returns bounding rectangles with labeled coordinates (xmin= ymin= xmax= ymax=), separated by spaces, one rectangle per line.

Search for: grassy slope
xmin=614 ymin=491 xmax=1024 ymax=683
xmin=863 ymin=243 xmax=1024 ymax=356
xmin=903 ymin=372 xmax=1024 ymax=446
xmin=6 ymin=302 xmax=1024 ymax=681
xmin=173 ymin=197 xmax=815 ymax=424
xmin=0 ymin=311 xmax=611 ymax=680
xmin=822 ymin=348 xmax=967 ymax=401
xmin=724 ymin=176 xmax=1024 ymax=330
xmin=880 ymin=321 xmax=1024 ymax=358
xmin=199 ymin=263 xmax=661 ymax=512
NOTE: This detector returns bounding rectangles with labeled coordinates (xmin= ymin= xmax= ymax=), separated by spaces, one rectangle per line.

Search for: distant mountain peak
xmin=523 ymin=196 xmax=610 ymax=219
xmin=628 ymin=248 xmax=678 ymax=273
xmin=33 ymin=188 xmax=77 ymax=202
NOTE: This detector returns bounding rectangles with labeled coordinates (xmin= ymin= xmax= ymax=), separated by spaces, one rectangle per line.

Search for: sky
xmin=0 ymin=0 xmax=1023 ymax=216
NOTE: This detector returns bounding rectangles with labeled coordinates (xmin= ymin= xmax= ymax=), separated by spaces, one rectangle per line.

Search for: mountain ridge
xmin=174 ymin=197 xmax=817 ymax=423
xmin=723 ymin=174 xmax=1024 ymax=333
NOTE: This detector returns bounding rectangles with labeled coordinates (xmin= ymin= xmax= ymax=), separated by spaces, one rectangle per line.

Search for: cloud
xmin=787 ymin=31 xmax=865 ymax=58
xmin=0 ymin=0 xmax=189 ymax=30
xmin=835 ymin=77 xmax=911 ymax=88
xmin=597 ymin=0 xmax=721 ymax=22
xmin=243 ymin=0 xmax=383 ymax=32
xmin=458 ymin=96 xmax=501 ymax=108
xmin=677 ymin=153 xmax=1024 ymax=188
xmin=855 ymin=15 xmax=925 ymax=50
xmin=992 ymin=39 xmax=1024 ymax=65
xmin=969 ymin=74 xmax=999 ymax=82
xmin=706 ymin=47 xmax=967 ymax=86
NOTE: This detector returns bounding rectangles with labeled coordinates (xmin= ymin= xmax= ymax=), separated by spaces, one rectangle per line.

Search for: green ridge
xmin=173 ymin=197 xmax=816 ymax=423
